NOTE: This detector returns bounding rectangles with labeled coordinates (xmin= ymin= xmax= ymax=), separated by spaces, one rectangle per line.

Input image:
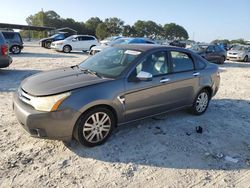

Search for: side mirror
xmin=72 ymin=38 xmax=77 ymax=42
xmin=136 ymin=71 xmax=153 ymax=81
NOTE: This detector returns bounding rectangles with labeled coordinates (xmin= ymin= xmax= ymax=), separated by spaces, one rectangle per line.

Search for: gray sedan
xmin=13 ymin=45 xmax=220 ymax=147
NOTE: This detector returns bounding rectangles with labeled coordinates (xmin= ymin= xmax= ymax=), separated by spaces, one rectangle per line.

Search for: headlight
xmin=56 ymin=42 xmax=64 ymax=45
xmin=30 ymin=92 xmax=71 ymax=112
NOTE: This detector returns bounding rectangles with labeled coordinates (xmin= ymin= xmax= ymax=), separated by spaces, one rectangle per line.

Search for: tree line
xmin=211 ymin=39 xmax=248 ymax=45
xmin=21 ymin=10 xmax=189 ymax=40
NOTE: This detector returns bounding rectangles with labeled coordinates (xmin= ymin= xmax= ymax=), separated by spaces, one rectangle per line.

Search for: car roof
xmin=114 ymin=44 xmax=192 ymax=53
xmin=71 ymin=35 xmax=95 ymax=37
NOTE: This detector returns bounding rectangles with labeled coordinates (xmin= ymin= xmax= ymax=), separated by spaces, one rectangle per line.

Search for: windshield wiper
xmin=80 ymin=68 xmax=102 ymax=78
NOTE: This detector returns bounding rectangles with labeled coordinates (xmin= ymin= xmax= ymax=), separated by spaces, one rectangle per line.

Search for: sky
xmin=0 ymin=0 xmax=250 ymax=42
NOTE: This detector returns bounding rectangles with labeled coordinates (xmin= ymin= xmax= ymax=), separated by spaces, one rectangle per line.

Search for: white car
xmin=51 ymin=35 xmax=99 ymax=53
xmin=227 ymin=45 xmax=250 ymax=62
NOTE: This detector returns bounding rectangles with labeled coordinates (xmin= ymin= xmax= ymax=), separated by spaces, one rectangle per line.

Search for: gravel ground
xmin=0 ymin=42 xmax=250 ymax=188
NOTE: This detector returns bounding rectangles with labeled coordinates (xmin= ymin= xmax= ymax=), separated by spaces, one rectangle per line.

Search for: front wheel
xmin=219 ymin=56 xmax=225 ymax=64
xmin=63 ymin=45 xmax=72 ymax=53
xmin=243 ymin=56 xmax=248 ymax=62
xmin=74 ymin=107 xmax=115 ymax=147
xmin=190 ymin=89 xmax=210 ymax=115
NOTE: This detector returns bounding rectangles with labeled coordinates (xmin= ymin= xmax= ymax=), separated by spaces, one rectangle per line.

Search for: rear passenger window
xmin=82 ymin=36 xmax=95 ymax=40
xmin=170 ymin=51 xmax=194 ymax=73
xmin=2 ymin=32 xmax=15 ymax=39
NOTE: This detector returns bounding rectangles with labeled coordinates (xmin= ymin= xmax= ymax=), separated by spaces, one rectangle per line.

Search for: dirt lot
xmin=0 ymin=42 xmax=250 ymax=188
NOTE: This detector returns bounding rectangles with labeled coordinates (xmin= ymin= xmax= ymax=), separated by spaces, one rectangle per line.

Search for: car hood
xmin=228 ymin=50 xmax=244 ymax=54
xmin=52 ymin=40 xmax=66 ymax=44
xmin=92 ymin=45 xmax=110 ymax=51
xmin=40 ymin=37 xmax=54 ymax=42
xmin=21 ymin=66 xmax=112 ymax=96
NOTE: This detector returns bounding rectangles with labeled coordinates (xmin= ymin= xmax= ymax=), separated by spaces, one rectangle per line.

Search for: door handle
xmin=160 ymin=78 xmax=170 ymax=83
xmin=193 ymin=72 xmax=200 ymax=76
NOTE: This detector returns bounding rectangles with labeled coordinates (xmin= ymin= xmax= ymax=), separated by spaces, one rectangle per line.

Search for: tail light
xmin=1 ymin=45 xmax=8 ymax=56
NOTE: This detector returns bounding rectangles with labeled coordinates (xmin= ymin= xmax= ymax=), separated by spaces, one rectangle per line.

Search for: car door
xmin=124 ymin=50 xmax=176 ymax=121
xmin=80 ymin=36 xmax=92 ymax=51
xmin=72 ymin=36 xmax=82 ymax=50
xmin=205 ymin=46 xmax=216 ymax=62
xmin=166 ymin=50 xmax=200 ymax=108
xmin=214 ymin=46 xmax=224 ymax=61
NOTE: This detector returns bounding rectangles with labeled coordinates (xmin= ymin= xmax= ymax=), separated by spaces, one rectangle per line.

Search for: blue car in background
xmin=90 ymin=37 xmax=156 ymax=55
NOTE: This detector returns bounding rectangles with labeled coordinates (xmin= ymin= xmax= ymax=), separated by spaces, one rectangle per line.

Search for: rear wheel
xmin=190 ymin=89 xmax=210 ymax=115
xmin=63 ymin=45 xmax=72 ymax=53
xmin=10 ymin=45 xmax=21 ymax=54
xmin=243 ymin=56 xmax=248 ymax=62
xmin=74 ymin=107 xmax=115 ymax=147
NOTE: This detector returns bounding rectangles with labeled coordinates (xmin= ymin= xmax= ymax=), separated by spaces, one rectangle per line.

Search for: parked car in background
xmin=1 ymin=31 xmax=23 ymax=54
xmin=40 ymin=33 xmax=71 ymax=49
xmin=0 ymin=32 xmax=12 ymax=68
xmin=100 ymin=36 xmax=123 ymax=45
xmin=51 ymin=35 xmax=99 ymax=53
xmin=89 ymin=37 xmax=156 ymax=55
xmin=190 ymin=44 xmax=227 ymax=64
xmin=169 ymin=40 xmax=186 ymax=48
xmin=227 ymin=45 xmax=250 ymax=62
xmin=13 ymin=44 xmax=220 ymax=147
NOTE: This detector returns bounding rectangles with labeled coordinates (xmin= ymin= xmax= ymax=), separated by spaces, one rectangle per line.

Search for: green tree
xmin=163 ymin=23 xmax=189 ymax=40
xmin=96 ymin=23 xmax=109 ymax=39
xmin=85 ymin=17 xmax=102 ymax=36
xmin=133 ymin=20 xmax=163 ymax=38
xmin=230 ymin=39 xmax=246 ymax=45
xmin=122 ymin=25 xmax=136 ymax=37
xmin=104 ymin=17 xmax=124 ymax=36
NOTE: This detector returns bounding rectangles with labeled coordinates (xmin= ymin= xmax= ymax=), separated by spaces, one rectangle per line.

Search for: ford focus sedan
xmin=13 ymin=45 xmax=220 ymax=147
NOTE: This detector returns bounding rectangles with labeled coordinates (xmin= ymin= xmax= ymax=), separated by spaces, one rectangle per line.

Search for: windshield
xmin=189 ymin=45 xmax=207 ymax=52
xmin=65 ymin=36 xmax=75 ymax=40
xmin=231 ymin=46 xmax=247 ymax=51
xmin=79 ymin=47 xmax=141 ymax=78
xmin=110 ymin=38 xmax=130 ymax=45
xmin=50 ymin=34 xmax=60 ymax=38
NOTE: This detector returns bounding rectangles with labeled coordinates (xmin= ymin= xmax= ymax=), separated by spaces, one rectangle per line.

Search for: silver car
xmin=227 ymin=45 xmax=250 ymax=62
xmin=13 ymin=45 xmax=220 ymax=147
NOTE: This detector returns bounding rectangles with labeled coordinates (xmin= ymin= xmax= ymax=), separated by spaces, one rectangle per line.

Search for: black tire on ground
xmin=45 ymin=42 xmax=51 ymax=49
xmin=219 ymin=56 xmax=225 ymax=64
xmin=10 ymin=45 xmax=21 ymax=54
xmin=243 ymin=56 xmax=248 ymax=62
xmin=74 ymin=107 xmax=115 ymax=147
xmin=190 ymin=89 xmax=210 ymax=115
xmin=63 ymin=45 xmax=72 ymax=53
xmin=89 ymin=45 xmax=96 ymax=51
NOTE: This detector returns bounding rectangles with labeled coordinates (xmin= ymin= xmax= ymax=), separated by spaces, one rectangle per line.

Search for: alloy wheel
xmin=12 ymin=46 xmax=20 ymax=54
xmin=83 ymin=112 xmax=111 ymax=143
xmin=196 ymin=92 xmax=208 ymax=113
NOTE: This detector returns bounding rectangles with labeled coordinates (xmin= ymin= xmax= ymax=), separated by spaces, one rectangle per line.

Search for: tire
xmin=219 ymin=56 xmax=225 ymax=64
xmin=243 ymin=56 xmax=248 ymax=62
xmin=63 ymin=45 xmax=72 ymax=53
xmin=89 ymin=45 xmax=96 ymax=51
xmin=10 ymin=45 xmax=21 ymax=54
xmin=190 ymin=89 xmax=210 ymax=115
xmin=74 ymin=107 xmax=115 ymax=147
xmin=45 ymin=42 xmax=51 ymax=49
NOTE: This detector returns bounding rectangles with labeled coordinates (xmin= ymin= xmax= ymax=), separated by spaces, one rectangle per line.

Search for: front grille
xmin=18 ymin=88 xmax=33 ymax=107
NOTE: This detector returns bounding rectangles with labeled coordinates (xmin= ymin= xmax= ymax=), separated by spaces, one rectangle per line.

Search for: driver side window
xmin=135 ymin=51 xmax=169 ymax=76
